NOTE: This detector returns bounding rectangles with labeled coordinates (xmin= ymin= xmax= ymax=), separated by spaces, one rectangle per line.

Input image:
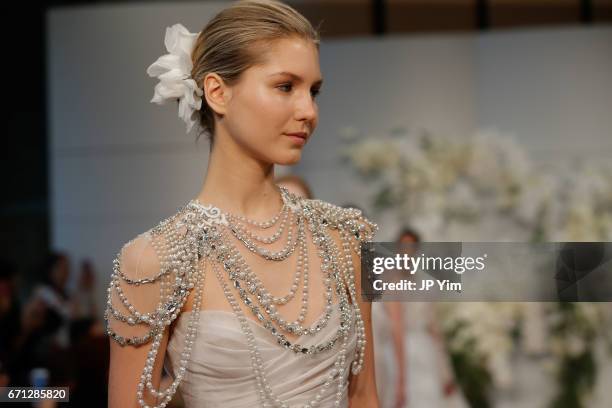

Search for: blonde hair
xmin=191 ymin=0 xmax=321 ymax=142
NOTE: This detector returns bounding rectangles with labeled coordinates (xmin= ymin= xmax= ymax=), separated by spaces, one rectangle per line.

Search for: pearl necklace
xmin=105 ymin=187 xmax=377 ymax=408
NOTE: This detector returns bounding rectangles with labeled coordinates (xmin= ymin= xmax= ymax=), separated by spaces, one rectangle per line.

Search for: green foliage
xmin=550 ymin=350 xmax=596 ymax=408
xmin=444 ymin=322 xmax=493 ymax=408
xmin=449 ymin=349 xmax=493 ymax=408
xmin=549 ymin=303 xmax=598 ymax=408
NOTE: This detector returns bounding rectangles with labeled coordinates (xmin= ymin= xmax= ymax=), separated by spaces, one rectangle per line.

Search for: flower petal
xmin=146 ymin=54 xmax=181 ymax=77
xmin=163 ymin=24 xmax=187 ymax=54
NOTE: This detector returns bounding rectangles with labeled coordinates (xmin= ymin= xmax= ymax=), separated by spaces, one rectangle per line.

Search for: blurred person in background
xmin=32 ymin=252 xmax=73 ymax=349
xmin=70 ymin=259 xmax=104 ymax=345
xmin=0 ymin=259 xmax=52 ymax=387
xmin=9 ymin=252 xmax=77 ymax=393
xmin=72 ymin=259 xmax=98 ymax=320
xmin=362 ymin=221 xmax=406 ymax=408
xmin=394 ymin=228 xmax=465 ymax=408
xmin=69 ymin=258 xmax=109 ymax=407
xmin=3 ymin=283 xmax=56 ymax=386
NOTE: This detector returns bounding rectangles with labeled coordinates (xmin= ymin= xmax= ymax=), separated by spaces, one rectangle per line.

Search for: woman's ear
xmin=203 ymin=73 xmax=231 ymax=116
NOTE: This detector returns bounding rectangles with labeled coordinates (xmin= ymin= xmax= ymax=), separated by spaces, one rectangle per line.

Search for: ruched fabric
xmin=164 ymin=305 xmax=356 ymax=407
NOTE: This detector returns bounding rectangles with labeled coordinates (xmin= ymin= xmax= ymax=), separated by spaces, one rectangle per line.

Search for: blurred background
xmin=1 ymin=0 xmax=611 ymax=407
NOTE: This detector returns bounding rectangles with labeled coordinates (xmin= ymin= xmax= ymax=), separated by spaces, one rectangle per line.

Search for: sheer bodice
xmin=164 ymin=305 xmax=356 ymax=407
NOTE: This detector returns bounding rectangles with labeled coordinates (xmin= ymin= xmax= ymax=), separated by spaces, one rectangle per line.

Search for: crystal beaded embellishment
xmin=105 ymin=187 xmax=377 ymax=408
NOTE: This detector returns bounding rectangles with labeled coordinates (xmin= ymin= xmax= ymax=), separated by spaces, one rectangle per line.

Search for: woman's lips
xmin=285 ymin=132 xmax=308 ymax=145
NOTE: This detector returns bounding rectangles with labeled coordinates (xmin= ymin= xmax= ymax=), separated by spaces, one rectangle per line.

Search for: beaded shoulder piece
xmin=105 ymin=189 xmax=377 ymax=408
xmin=302 ymin=198 xmax=377 ymax=243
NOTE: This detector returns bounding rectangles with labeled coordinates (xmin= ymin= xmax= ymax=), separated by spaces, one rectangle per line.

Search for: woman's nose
xmin=295 ymin=92 xmax=317 ymax=122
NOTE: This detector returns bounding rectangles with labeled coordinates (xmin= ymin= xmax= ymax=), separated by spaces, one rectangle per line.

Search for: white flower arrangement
xmin=341 ymin=125 xmax=612 ymax=407
xmin=147 ymin=23 xmax=203 ymax=133
xmin=437 ymin=302 xmax=522 ymax=389
xmin=342 ymin=126 xmax=612 ymax=242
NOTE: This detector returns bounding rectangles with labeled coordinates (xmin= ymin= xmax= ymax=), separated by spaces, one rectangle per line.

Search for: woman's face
xmin=222 ymin=36 xmax=322 ymax=165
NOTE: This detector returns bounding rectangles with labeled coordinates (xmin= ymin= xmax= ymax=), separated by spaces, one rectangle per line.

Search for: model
xmin=105 ymin=1 xmax=379 ymax=407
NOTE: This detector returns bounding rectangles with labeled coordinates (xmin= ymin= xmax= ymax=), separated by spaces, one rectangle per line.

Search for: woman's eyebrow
xmin=269 ymin=71 xmax=323 ymax=86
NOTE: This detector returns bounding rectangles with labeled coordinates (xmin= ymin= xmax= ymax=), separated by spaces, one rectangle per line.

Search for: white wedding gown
xmin=374 ymin=302 xmax=469 ymax=408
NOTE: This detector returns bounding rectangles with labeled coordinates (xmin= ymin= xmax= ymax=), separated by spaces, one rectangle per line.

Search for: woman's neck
xmin=195 ymin=136 xmax=283 ymax=221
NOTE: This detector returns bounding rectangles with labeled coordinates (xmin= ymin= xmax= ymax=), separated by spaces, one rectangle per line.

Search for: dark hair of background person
xmin=40 ymin=252 xmax=69 ymax=300
xmin=397 ymin=227 xmax=421 ymax=243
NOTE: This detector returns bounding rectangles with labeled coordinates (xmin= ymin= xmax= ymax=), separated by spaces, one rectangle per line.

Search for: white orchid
xmin=147 ymin=23 xmax=203 ymax=133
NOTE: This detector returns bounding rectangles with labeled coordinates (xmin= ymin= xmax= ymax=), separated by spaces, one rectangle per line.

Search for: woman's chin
xmin=274 ymin=150 xmax=303 ymax=166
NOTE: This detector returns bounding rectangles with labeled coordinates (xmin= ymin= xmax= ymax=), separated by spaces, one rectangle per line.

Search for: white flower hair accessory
xmin=147 ymin=23 xmax=203 ymax=133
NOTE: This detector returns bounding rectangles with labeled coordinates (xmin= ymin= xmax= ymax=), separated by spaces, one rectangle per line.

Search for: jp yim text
xmin=373 ymin=279 xmax=462 ymax=292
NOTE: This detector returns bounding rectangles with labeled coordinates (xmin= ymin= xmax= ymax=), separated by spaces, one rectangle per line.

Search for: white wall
xmin=48 ymin=2 xmax=227 ymax=313
xmin=295 ymin=25 xmax=612 ymax=239
xmin=476 ymin=26 xmax=612 ymax=167
xmin=297 ymin=33 xmax=477 ymax=210
xmin=47 ymin=1 xmax=612 ymax=313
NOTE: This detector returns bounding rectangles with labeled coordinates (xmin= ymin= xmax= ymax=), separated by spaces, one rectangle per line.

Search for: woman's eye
xmin=278 ymin=83 xmax=320 ymax=98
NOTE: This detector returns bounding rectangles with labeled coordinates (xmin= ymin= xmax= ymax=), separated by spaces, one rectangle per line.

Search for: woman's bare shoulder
xmin=106 ymin=210 xmax=191 ymax=347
